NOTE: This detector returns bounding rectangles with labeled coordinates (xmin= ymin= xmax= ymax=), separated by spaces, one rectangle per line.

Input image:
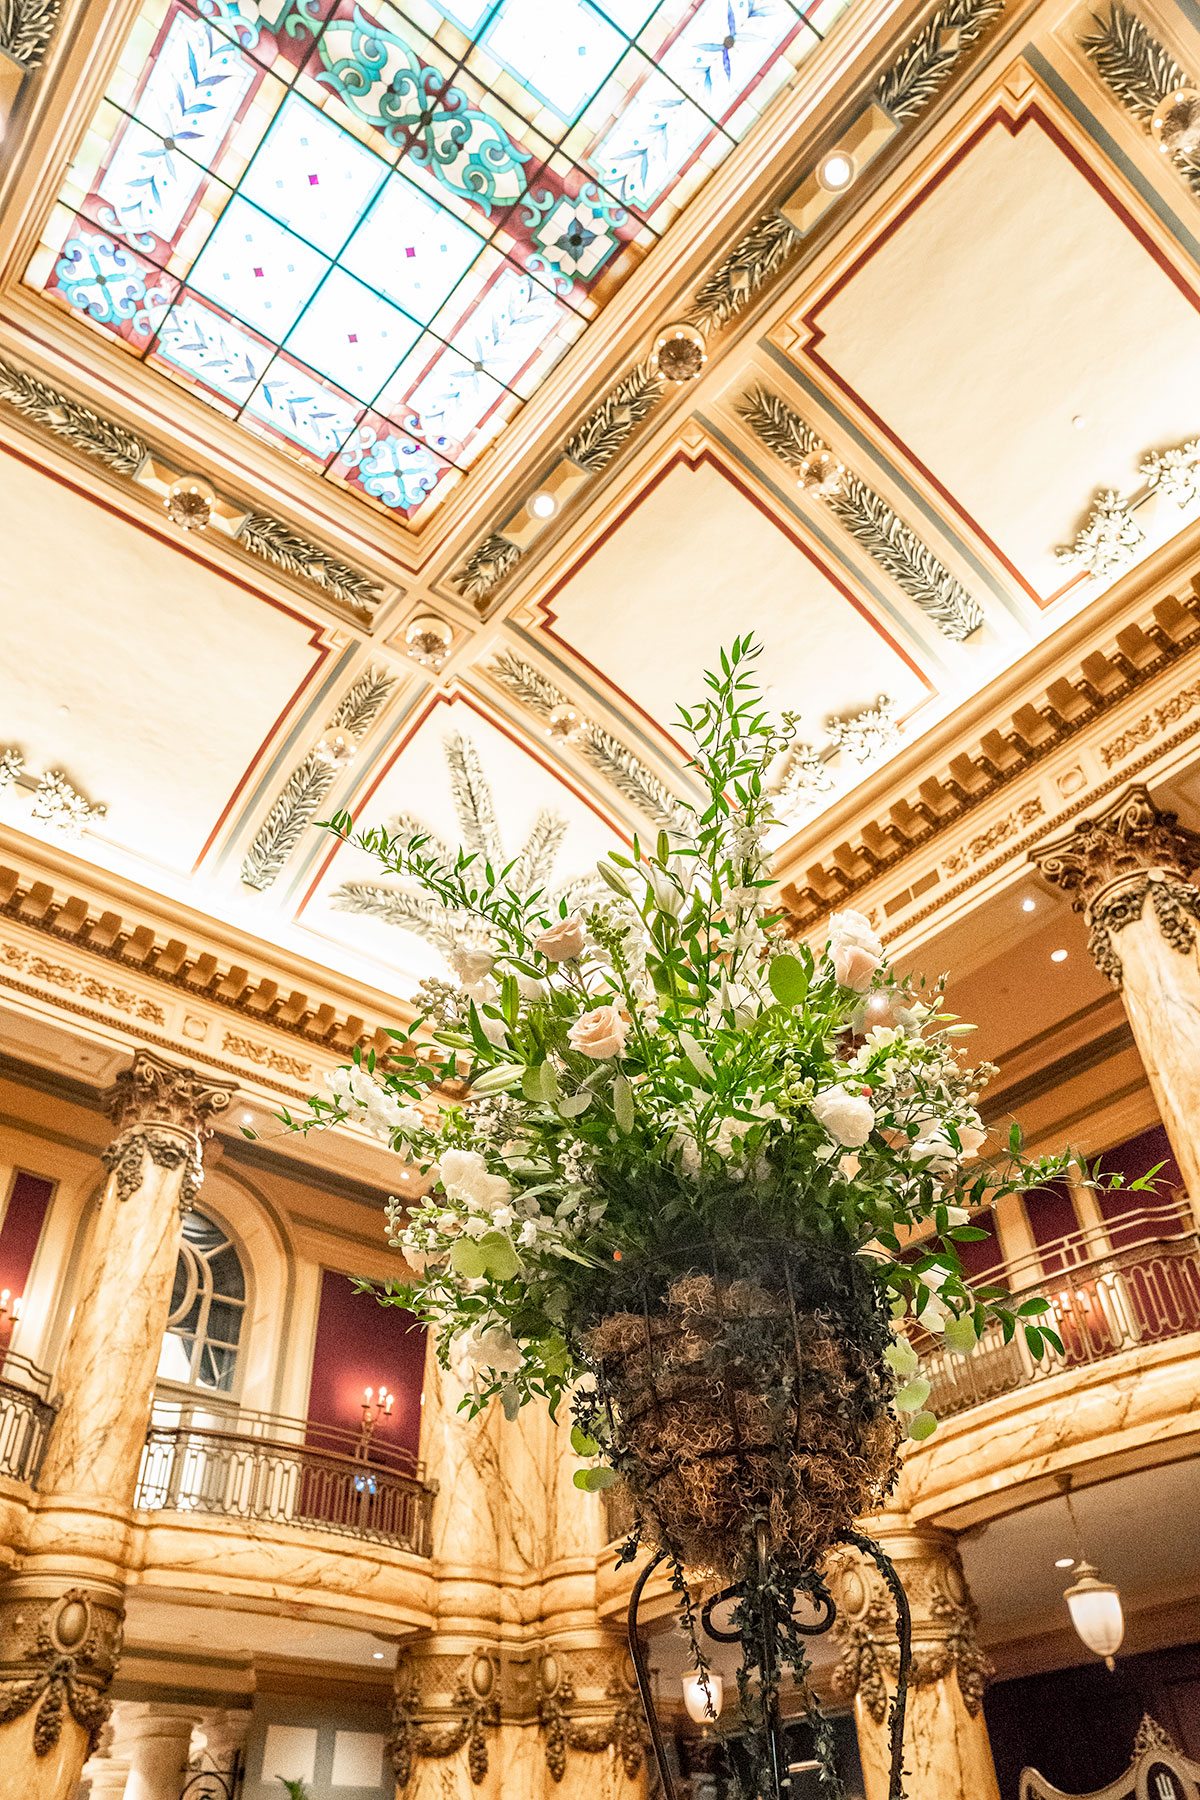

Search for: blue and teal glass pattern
xmin=32 ymin=0 xmax=849 ymax=521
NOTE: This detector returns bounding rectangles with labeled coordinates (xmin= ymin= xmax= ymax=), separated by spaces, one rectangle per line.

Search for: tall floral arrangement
xmin=294 ymin=640 xmax=1146 ymax=1799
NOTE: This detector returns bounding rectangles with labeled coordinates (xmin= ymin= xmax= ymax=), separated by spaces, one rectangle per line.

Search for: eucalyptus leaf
xmin=907 ymin=1412 xmax=938 ymax=1442
xmin=570 ymin=1425 xmax=600 ymax=1457
xmin=768 ymin=954 xmax=808 ymax=1008
xmin=478 ymin=1232 xmax=520 ymax=1280
xmin=559 ymin=1092 xmax=593 ymax=1118
xmin=450 ymin=1239 xmax=487 ymax=1279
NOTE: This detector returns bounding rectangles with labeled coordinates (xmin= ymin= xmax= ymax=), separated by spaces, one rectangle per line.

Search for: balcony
xmin=134 ymin=1406 xmax=436 ymax=1557
xmin=0 ymin=1352 xmax=56 ymax=1487
xmin=920 ymin=1199 xmax=1200 ymax=1419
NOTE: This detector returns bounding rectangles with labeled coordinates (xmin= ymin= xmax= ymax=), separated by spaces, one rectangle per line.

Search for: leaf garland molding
xmin=0 ymin=355 xmax=382 ymax=616
xmin=450 ymin=0 xmax=1008 ymax=611
xmin=240 ymin=667 xmax=396 ymax=892
xmin=1081 ymin=6 xmax=1200 ymax=198
xmin=738 ymin=385 xmax=984 ymax=640
xmin=0 ymin=0 xmax=62 ymax=72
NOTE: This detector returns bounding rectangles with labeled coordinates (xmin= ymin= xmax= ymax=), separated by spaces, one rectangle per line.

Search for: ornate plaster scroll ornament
xmin=830 ymin=1539 xmax=994 ymax=1722
xmin=1141 ymin=438 xmax=1200 ymax=507
xmin=487 ymin=650 xmax=692 ymax=830
xmin=388 ymin=1655 xmax=499 ymax=1789
xmin=1032 ymin=783 xmax=1200 ymax=987
xmin=827 ymin=695 xmax=901 ymax=764
xmin=239 ymin=666 xmax=395 ymax=891
xmin=30 ymin=770 xmax=106 ymax=838
xmin=768 ymin=741 xmax=836 ymax=819
xmin=0 ymin=356 xmax=147 ymax=472
xmin=452 ymin=532 xmax=524 ymax=609
xmin=0 ymin=749 xmax=23 ymax=788
xmin=0 ymin=1585 xmax=123 ymax=1757
xmin=105 ymin=1047 xmax=232 ymax=1140
xmin=564 ymin=360 xmax=666 ymax=474
xmin=1057 ymin=489 xmax=1145 ymax=578
xmin=876 ymin=0 xmax=1007 ymax=123
xmin=738 ymin=388 xmax=984 ymax=640
xmin=1082 ymin=6 xmax=1200 ymax=198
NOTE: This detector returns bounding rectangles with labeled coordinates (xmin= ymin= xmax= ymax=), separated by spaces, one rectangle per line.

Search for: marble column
xmin=0 ymin=1050 xmax=231 ymax=1800
xmin=1033 ymin=785 xmax=1200 ymax=1224
xmin=830 ymin=1519 xmax=998 ymax=1800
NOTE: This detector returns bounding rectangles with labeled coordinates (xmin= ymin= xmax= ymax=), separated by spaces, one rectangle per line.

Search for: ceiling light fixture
xmin=681 ymin=1669 xmax=723 ymax=1725
xmin=652 ymin=321 xmax=707 ymax=383
xmin=1021 ymin=898 xmax=1036 ymax=913
xmin=164 ymin=475 xmax=216 ymax=532
xmin=1051 ymin=949 xmax=1068 ymax=962
xmin=529 ymin=492 xmax=557 ymax=519
xmin=1057 ymin=1476 xmax=1124 ymax=1668
xmin=373 ymin=1652 xmax=385 ymax=1660
xmin=1055 ymin=1557 xmax=1075 ymax=1569
xmin=816 ymin=150 xmax=857 ymax=193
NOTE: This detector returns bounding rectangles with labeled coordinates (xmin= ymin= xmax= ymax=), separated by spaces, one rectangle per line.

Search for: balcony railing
xmin=135 ymin=1406 xmax=435 ymax=1556
xmin=0 ymin=1352 xmax=56 ymax=1487
xmin=921 ymin=1200 xmax=1200 ymax=1419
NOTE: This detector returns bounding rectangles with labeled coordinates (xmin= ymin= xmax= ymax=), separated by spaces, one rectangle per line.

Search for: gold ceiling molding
xmin=0 ymin=0 xmax=61 ymax=72
xmin=239 ymin=665 xmax=396 ymax=892
xmin=1082 ymin=6 xmax=1200 ymax=197
xmin=0 ymin=855 xmax=394 ymax=1064
xmin=446 ymin=0 xmax=1011 ymax=616
xmin=0 ymin=352 xmax=382 ymax=617
xmin=738 ymin=384 xmax=984 ymax=639
xmin=778 ymin=578 xmax=1200 ymax=930
xmin=486 ymin=649 xmax=690 ymax=830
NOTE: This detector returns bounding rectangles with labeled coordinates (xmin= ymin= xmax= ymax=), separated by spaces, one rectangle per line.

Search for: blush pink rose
xmin=534 ymin=914 xmax=586 ymax=962
xmin=568 ymin=1004 xmax=629 ymax=1060
xmin=832 ymin=942 xmax=881 ymax=991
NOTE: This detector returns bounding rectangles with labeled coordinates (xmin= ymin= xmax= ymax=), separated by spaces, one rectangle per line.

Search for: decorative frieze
xmin=240 ymin=666 xmax=395 ymax=891
xmin=220 ymin=1031 xmax=310 ymax=1081
xmin=565 ymin=360 xmax=666 ymax=474
xmin=537 ymin=1657 xmax=645 ymax=1783
xmin=942 ymin=797 xmax=1044 ymax=876
xmin=487 ymin=650 xmax=691 ymax=829
xmin=690 ymin=213 xmax=799 ymax=329
xmin=738 ymin=387 xmax=983 ymax=639
xmin=0 ymin=0 xmax=62 ymax=68
xmin=1100 ymin=678 xmax=1200 ymax=768
xmin=236 ymin=512 xmax=381 ymax=616
xmin=877 ymin=0 xmax=1007 ymax=123
xmin=0 ymin=1583 xmax=122 ymax=1759
xmin=0 ymin=356 xmax=146 ymax=473
xmin=0 ymin=942 xmax=165 ymax=1025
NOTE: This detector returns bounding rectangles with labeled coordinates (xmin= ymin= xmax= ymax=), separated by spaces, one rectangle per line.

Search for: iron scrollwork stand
xmin=626 ymin=1528 xmax=911 ymax=1800
xmin=180 ymin=1752 xmax=245 ymax=1800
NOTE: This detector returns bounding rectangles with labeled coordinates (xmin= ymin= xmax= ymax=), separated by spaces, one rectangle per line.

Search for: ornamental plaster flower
xmin=832 ymin=943 xmax=881 ymax=992
xmin=568 ymin=1004 xmax=629 ymax=1060
xmin=439 ymin=1147 xmax=513 ymax=1212
xmin=810 ymin=1084 xmax=875 ymax=1148
xmin=534 ymin=914 xmax=586 ymax=961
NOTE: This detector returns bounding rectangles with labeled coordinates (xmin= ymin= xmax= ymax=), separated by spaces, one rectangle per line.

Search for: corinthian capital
xmin=1032 ymin=785 xmax=1200 ymax=911
xmin=103 ymin=1048 xmax=233 ymax=1141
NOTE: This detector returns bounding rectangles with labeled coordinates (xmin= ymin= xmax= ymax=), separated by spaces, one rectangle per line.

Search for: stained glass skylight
xmin=28 ymin=0 xmax=848 ymax=523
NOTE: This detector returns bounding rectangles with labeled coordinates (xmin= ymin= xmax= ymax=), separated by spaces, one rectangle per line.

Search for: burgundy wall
xmin=0 ymin=1172 xmax=53 ymax=1335
xmin=306 ymin=1270 xmax=426 ymax=1465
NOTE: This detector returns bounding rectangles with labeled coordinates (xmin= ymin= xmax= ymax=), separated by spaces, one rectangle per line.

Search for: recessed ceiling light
xmin=1021 ymin=897 xmax=1036 ymax=913
xmin=530 ymin=492 xmax=557 ymax=519
xmin=373 ymin=1651 xmax=385 ymax=1660
xmin=1051 ymin=949 xmax=1068 ymax=963
xmin=816 ymin=150 xmax=857 ymax=192
xmin=1055 ymin=1557 xmax=1075 ymax=1569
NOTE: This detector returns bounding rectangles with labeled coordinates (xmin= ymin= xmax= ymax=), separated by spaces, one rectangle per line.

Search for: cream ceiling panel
xmin=297 ymin=694 xmax=618 ymax=990
xmin=805 ymin=107 xmax=1200 ymax=603
xmin=536 ymin=454 xmax=933 ymax=745
xmin=0 ymin=449 xmax=325 ymax=873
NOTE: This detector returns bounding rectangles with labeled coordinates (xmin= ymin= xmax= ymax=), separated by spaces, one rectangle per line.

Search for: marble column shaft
xmin=1033 ymin=785 xmax=1200 ymax=1225
xmin=0 ymin=1050 xmax=231 ymax=1800
xmin=831 ymin=1519 xmax=999 ymax=1800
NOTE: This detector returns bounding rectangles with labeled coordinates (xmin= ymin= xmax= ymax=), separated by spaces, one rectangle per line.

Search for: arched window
xmin=156 ymin=1210 xmax=246 ymax=1393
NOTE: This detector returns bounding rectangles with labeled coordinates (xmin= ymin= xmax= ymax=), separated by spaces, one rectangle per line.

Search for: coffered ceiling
xmin=4 ymin=0 xmax=1200 ymax=1017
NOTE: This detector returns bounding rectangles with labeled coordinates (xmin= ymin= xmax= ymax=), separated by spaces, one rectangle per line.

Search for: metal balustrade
xmin=0 ymin=1352 xmax=56 ymax=1487
xmin=134 ymin=1407 xmax=435 ymax=1556
xmin=921 ymin=1200 xmax=1200 ymax=1419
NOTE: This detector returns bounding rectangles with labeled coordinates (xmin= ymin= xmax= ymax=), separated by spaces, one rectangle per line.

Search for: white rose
xmin=439 ymin=1148 xmax=512 ymax=1212
xmin=568 ymin=1004 xmax=629 ymax=1060
xmin=455 ymin=1324 xmax=524 ymax=1376
xmin=944 ymin=1204 xmax=971 ymax=1228
xmin=810 ymin=1084 xmax=875 ymax=1148
xmin=909 ymin=1130 xmax=958 ymax=1176
xmin=828 ymin=910 xmax=884 ymax=959
xmin=450 ymin=943 xmax=495 ymax=985
xmin=516 ymin=972 xmax=548 ymax=1001
xmin=534 ymin=915 xmax=586 ymax=961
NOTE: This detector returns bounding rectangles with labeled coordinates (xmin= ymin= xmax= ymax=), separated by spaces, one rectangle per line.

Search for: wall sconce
xmin=0 ymin=1291 xmax=22 ymax=1327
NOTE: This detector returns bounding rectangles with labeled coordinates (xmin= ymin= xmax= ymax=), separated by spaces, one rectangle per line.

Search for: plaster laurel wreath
xmin=291 ymin=639 xmax=1150 ymax=1799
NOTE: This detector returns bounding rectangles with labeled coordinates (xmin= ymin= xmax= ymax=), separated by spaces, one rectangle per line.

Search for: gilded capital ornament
xmin=830 ymin=1535 xmax=993 ymax=1722
xmin=537 ymin=1647 xmax=645 ymax=1782
xmin=1032 ymin=786 xmax=1200 ymax=987
xmin=101 ymin=1050 xmax=233 ymax=1212
xmin=387 ymin=1648 xmax=499 ymax=1789
xmin=0 ymin=1582 xmax=124 ymax=1757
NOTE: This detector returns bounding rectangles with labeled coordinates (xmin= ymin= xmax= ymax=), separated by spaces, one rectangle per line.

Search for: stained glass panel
xmin=29 ymin=0 xmax=854 ymax=524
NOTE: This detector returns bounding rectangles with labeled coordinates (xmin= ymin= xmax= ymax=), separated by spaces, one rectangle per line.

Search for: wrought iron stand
xmin=180 ymin=1750 xmax=245 ymax=1800
xmin=627 ymin=1527 xmax=911 ymax=1800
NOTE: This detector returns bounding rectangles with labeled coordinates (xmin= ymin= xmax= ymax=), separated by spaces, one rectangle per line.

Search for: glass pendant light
xmin=1058 ymin=1476 xmax=1124 ymax=1669
xmin=681 ymin=1669 xmax=724 ymax=1725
